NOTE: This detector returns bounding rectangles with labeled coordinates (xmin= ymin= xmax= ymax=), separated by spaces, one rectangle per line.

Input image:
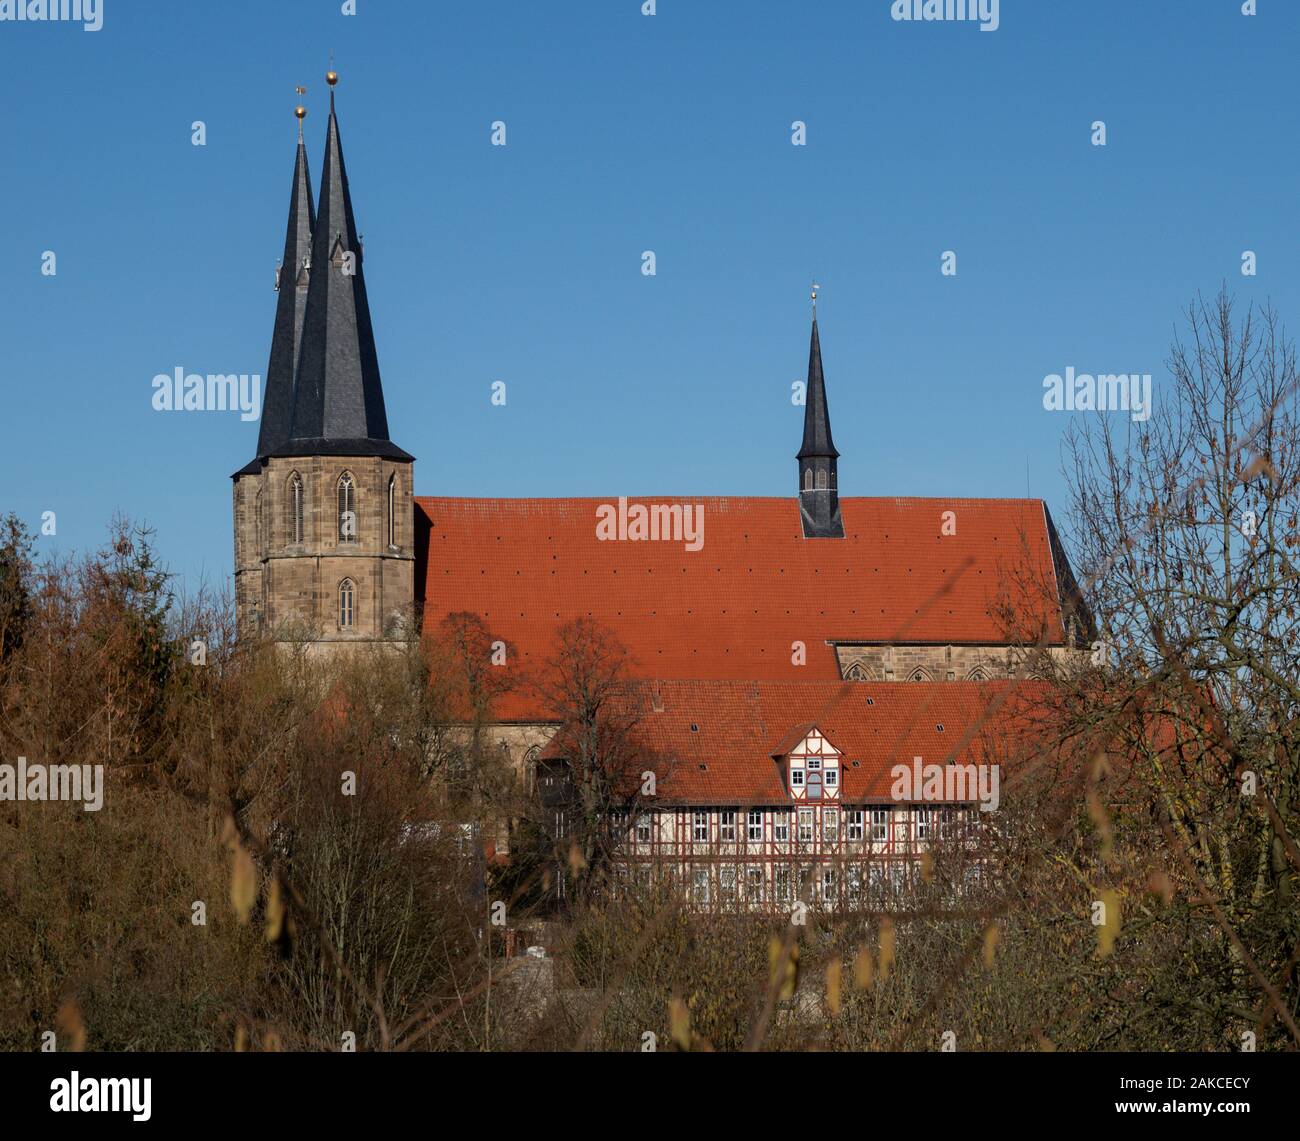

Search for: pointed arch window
xmin=338 ymin=578 xmax=355 ymax=628
xmin=255 ymin=488 xmax=264 ymax=554
xmin=816 ymin=469 xmax=828 ymax=490
xmin=387 ymin=474 xmax=396 ymax=548
xmin=338 ymin=472 xmax=357 ymax=543
xmin=803 ymin=468 xmax=813 ymax=491
xmin=287 ymin=472 xmax=304 ymax=545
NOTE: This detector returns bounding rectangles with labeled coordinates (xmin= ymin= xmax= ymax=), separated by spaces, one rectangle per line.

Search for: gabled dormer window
xmin=779 ymin=726 xmax=842 ymax=801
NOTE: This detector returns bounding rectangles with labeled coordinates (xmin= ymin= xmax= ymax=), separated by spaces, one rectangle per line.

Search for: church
xmin=232 ymin=78 xmax=1091 ymax=910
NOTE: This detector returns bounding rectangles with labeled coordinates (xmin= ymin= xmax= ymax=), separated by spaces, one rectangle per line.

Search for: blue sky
xmin=1 ymin=0 xmax=1296 ymax=596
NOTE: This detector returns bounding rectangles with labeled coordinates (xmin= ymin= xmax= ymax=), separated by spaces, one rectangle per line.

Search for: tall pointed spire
xmin=253 ymin=95 xmax=316 ymax=461
xmin=276 ymin=68 xmax=410 ymax=460
xmin=797 ymin=286 xmax=844 ymax=538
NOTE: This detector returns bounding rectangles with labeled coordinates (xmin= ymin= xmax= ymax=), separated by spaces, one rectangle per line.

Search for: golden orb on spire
xmin=326 ymin=69 xmax=339 ymax=87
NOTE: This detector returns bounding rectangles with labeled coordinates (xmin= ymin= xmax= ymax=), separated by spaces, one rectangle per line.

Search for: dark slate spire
xmin=254 ymin=131 xmax=316 ymax=460
xmin=798 ymin=317 xmax=839 ymax=461
xmin=274 ymin=76 xmax=411 ymax=461
xmin=797 ymin=301 xmax=844 ymax=539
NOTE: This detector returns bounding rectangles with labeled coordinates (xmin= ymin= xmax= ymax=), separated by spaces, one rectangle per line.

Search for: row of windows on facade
xmin=556 ymin=805 xmax=978 ymax=846
xmin=608 ymin=859 xmax=986 ymax=907
xmin=253 ymin=472 xmax=399 ymax=550
xmin=802 ymin=468 xmax=835 ymax=491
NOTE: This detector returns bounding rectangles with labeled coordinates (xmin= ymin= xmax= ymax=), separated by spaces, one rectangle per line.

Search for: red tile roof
xmin=543 ymin=679 xmax=1053 ymax=804
xmin=416 ymin=496 xmax=1071 ymax=714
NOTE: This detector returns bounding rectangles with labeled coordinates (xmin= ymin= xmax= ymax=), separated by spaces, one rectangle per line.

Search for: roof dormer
xmin=771 ymin=724 xmax=842 ymax=800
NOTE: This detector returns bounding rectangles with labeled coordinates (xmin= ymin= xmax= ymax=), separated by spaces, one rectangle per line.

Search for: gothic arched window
xmin=337 ymin=472 xmax=356 ymax=543
xmin=338 ymin=578 xmax=355 ymax=628
xmin=387 ymin=474 xmax=396 ymax=548
xmin=966 ymin=665 xmax=991 ymax=682
xmin=803 ymin=468 xmax=813 ymax=491
xmin=907 ymin=666 xmax=933 ymax=683
xmin=287 ymin=472 xmax=304 ymax=545
xmin=816 ymin=469 xmax=828 ymax=490
xmin=255 ymin=488 xmax=264 ymax=554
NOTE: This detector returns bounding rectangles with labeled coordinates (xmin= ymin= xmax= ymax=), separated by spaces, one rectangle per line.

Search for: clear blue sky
xmin=2 ymin=0 xmax=1296 ymax=596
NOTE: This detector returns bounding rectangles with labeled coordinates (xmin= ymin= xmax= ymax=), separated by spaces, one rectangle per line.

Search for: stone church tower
xmin=233 ymin=75 xmax=415 ymax=647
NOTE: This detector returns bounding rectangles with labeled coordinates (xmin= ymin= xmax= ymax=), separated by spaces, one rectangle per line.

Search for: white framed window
xmin=636 ymin=814 xmax=652 ymax=844
xmin=745 ymin=866 xmax=764 ymax=900
xmin=848 ymin=866 xmax=863 ymax=902
xmin=870 ymin=808 xmax=889 ymax=842
xmin=774 ymin=811 xmax=790 ymax=843
xmin=868 ymin=862 xmax=886 ymax=897
xmin=823 ymin=867 xmax=838 ymax=903
xmin=825 ymin=767 xmax=838 ymax=788
xmin=338 ymin=578 xmax=355 ymax=628
xmin=807 ymin=757 xmax=821 ymax=771
xmin=791 ymin=768 xmax=804 ymax=788
xmin=798 ymin=809 xmax=814 ymax=844
xmin=747 ymin=808 xmax=763 ymax=843
xmin=774 ymin=865 xmax=793 ymax=903
xmin=823 ymin=807 xmax=839 ymax=843
xmin=692 ymin=867 xmax=709 ymax=904
xmin=693 ymin=811 xmax=709 ymax=843
xmin=847 ymin=810 xmax=864 ymax=841
xmin=890 ymin=862 xmax=908 ymax=894
xmin=799 ymin=866 xmax=814 ymax=898
xmin=720 ymin=809 xmax=737 ymax=842
xmin=916 ymin=807 xmax=933 ymax=842
xmin=720 ymin=866 xmax=737 ymax=902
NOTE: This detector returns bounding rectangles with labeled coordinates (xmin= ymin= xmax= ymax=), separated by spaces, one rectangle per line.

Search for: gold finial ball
xmin=295 ymin=106 xmax=307 ymax=120
xmin=326 ymin=70 xmax=339 ymax=87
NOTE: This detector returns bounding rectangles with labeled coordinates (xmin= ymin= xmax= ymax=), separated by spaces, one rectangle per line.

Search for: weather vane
xmin=811 ymin=279 xmax=820 ymax=317
xmin=294 ymin=86 xmax=307 ymax=140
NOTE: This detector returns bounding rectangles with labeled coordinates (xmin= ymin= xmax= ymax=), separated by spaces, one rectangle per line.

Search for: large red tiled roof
xmin=544 ymin=679 xmax=1053 ymax=804
xmin=416 ymin=496 xmax=1070 ymax=714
